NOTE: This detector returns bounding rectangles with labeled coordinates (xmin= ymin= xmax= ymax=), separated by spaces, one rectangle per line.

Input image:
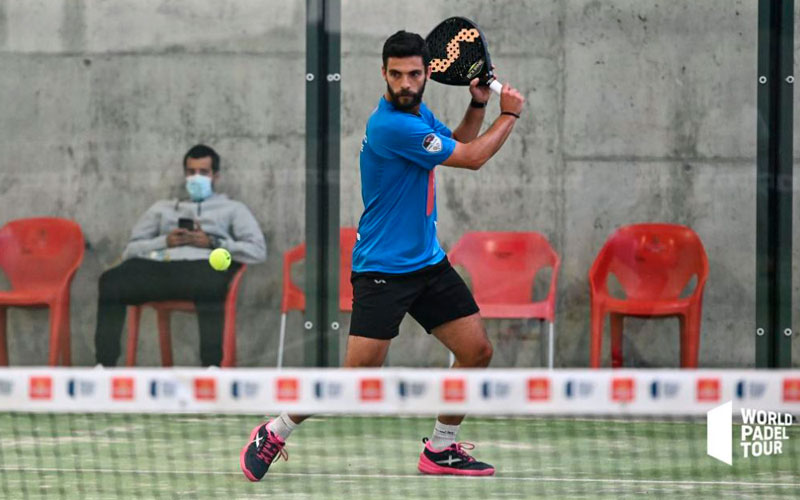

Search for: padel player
xmin=241 ymin=30 xmax=525 ymax=480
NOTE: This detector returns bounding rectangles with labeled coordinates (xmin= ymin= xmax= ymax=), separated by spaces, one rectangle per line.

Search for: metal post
xmin=305 ymin=0 xmax=341 ymax=367
xmin=756 ymin=0 xmax=793 ymax=368
xmin=322 ymin=0 xmax=342 ymax=368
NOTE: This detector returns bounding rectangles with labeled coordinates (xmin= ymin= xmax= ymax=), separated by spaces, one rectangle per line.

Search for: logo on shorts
xmin=422 ymin=133 xmax=443 ymax=153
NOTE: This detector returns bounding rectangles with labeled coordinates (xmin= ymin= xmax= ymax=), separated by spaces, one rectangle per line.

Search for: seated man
xmin=95 ymin=144 xmax=266 ymax=367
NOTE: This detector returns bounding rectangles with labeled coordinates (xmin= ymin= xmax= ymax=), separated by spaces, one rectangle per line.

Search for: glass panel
xmin=340 ymin=1 xmax=758 ymax=368
xmin=0 ymin=1 xmax=306 ymax=367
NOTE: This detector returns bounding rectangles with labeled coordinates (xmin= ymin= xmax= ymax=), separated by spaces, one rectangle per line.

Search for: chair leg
xmin=156 ymin=309 xmax=173 ymax=367
xmin=278 ymin=313 xmax=287 ymax=368
xmin=538 ymin=320 xmax=555 ymax=369
xmin=59 ymin=293 xmax=72 ymax=366
xmin=48 ymin=304 xmax=65 ymax=366
xmin=680 ymin=310 xmax=701 ymax=368
xmin=221 ymin=303 xmax=237 ymax=368
xmin=610 ymin=313 xmax=624 ymax=369
xmin=59 ymin=301 xmax=72 ymax=366
xmin=0 ymin=308 xmax=7 ymax=366
xmin=126 ymin=306 xmax=142 ymax=366
xmin=539 ymin=320 xmax=547 ymax=367
xmin=590 ymin=304 xmax=605 ymax=368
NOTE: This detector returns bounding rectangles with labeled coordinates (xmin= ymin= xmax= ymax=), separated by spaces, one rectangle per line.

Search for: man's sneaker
xmin=240 ymin=421 xmax=288 ymax=482
xmin=417 ymin=438 xmax=495 ymax=476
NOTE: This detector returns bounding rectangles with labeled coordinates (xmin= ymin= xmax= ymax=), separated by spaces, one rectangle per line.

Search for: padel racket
xmin=425 ymin=17 xmax=503 ymax=95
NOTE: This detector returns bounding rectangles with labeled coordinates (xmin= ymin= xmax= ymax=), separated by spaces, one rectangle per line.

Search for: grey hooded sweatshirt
xmin=122 ymin=193 xmax=266 ymax=264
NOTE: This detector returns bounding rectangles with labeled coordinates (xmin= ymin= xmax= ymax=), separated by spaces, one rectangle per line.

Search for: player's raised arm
xmin=443 ymin=82 xmax=525 ymax=170
xmin=451 ymin=78 xmax=492 ymax=143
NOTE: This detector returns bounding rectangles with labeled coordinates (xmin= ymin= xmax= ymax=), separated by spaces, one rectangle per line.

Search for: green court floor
xmin=0 ymin=414 xmax=797 ymax=499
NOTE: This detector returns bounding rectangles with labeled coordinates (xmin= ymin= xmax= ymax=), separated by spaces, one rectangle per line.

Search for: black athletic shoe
xmin=417 ymin=437 xmax=495 ymax=476
xmin=240 ymin=421 xmax=288 ymax=482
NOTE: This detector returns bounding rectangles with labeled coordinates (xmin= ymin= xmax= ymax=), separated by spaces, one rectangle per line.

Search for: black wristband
xmin=469 ymin=99 xmax=487 ymax=109
xmin=501 ymin=111 xmax=520 ymax=119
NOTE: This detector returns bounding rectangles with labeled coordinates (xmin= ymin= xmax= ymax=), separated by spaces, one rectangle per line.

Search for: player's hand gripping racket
xmin=425 ymin=17 xmax=503 ymax=95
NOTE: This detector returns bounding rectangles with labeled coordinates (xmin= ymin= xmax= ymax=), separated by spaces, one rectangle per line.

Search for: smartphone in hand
xmin=178 ymin=218 xmax=195 ymax=231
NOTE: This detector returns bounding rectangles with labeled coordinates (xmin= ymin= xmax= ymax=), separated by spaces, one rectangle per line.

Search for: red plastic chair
xmin=0 ymin=218 xmax=84 ymax=366
xmin=589 ymin=223 xmax=709 ymax=368
xmin=448 ymin=231 xmax=560 ymax=368
xmin=125 ymin=264 xmax=247 ymax=367
xmin=277 ymin=227 xmax=357 ymax=367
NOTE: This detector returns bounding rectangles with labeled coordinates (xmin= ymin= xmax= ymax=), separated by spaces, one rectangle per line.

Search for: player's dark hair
xmin=183 ymin=144 xmax=220 ymax=173
xmin=382 ymin=30 xmax=430 ymax=68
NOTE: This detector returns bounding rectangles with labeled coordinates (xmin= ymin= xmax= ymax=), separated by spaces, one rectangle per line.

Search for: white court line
xmin=0 ymin=466 xmax=797 ymax=488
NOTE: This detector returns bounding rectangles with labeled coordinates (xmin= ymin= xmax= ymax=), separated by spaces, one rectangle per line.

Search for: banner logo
xmin=565 ymin=379 xmax=594 ymax=399
xmin=707 ymin=401 xmax=793 ymax=465
xmin=360 ymin=378 xmax=383 ymax=402
xmin=276 ymin=378 xmax=299 ymax=402
xmin=232 ymin=381 xmax=260 ymax=399
xmin=611 ymin=378 xmax=635 ymax=402
xmin=481 ymin=380 xmax=510 ymax=399
xmin=443 ymin=378 xmax=466 ymax=402
xmin=697 ymin=378 xmax=721 ymax=402
xmin=67 ymin=378 xmax=95 ymax=398
xmin=194 ymin=378 xmax=216 ymax=401
xmin=314 ymin=381 xmax=343 ymax=400
xmin=398 ymin=381 xmax=427 ymax=398
xmin=527 ymin=378 xmax=550 ymax=401
xmin=112 ymin=377 xmax=135 ymax=401
xmin=650 ymin=380 xmax=680 ymax=399
xmin=784 ymin=379 xmax=800 ymax=402
xmin=29 ymin=376 xmax=52 ymax=400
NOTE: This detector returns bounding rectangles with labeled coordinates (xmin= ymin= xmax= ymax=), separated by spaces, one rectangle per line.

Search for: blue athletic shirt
xmin=352 ymin=96 xmax=457 ymax=273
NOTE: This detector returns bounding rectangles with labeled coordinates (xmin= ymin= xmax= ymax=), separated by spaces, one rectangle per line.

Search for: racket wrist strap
xmin=469 ymin=99 xmax=487 ymax=109
xmin=501 ymin=111 xmax=520 ymax=119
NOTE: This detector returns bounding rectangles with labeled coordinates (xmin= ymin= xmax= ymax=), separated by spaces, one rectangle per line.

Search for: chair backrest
xmin=589 ymin=223 xmax=709 ymax=301
xmin=338 ymin=227 xmax=357 ymax=312
xmin=281 ymin=243 xmax=306 ymax=313
xmin=280 ymin=227 xmax=357 ymax=314
xmin=449 ymin=231 xmax=560 ymax=306
xmin=0 ymin=217 xmax=85 ymax=292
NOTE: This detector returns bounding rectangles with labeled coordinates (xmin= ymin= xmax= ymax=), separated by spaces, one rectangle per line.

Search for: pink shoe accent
xmin=239 ymin=420 xmax=288 ymax=482
xmin=417 ymin=441 xmax=495 ymax=476
xmin=240 ymin=422 xmax=265 ymax=482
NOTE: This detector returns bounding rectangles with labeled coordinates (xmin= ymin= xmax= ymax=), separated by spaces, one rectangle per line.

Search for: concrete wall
xmin=0 ymin=0 xmax=786 ymax=368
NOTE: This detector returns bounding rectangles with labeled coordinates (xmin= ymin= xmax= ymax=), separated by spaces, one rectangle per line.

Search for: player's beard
xmin=387 ymin=79 xmax=426 ymax=112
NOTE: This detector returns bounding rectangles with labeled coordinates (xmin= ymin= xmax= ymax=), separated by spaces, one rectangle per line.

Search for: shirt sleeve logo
xmin=422 ymin=133 xmax=443 ymax=153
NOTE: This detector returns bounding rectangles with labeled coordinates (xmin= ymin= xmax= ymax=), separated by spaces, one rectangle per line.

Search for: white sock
xmin=266 ymin=412 xmax=297 ymax=441
xmin=430 ymin=420 xmax=460 ymax=450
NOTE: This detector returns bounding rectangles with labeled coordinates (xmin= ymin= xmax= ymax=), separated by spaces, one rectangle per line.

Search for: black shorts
xmin=349 ymin=257 xmax=480 ymax=340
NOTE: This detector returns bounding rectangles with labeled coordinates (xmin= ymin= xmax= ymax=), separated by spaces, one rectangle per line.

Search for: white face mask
xmin=185 ymin=174 xmax=213 ymax=201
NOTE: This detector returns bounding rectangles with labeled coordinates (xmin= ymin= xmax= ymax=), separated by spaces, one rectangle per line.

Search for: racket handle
xmin=489 ymin=79 xmax=503 ymax=95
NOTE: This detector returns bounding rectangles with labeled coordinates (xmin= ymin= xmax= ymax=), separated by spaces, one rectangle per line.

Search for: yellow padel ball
xmin=209 ymin=248 xmax=232 ymax=271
